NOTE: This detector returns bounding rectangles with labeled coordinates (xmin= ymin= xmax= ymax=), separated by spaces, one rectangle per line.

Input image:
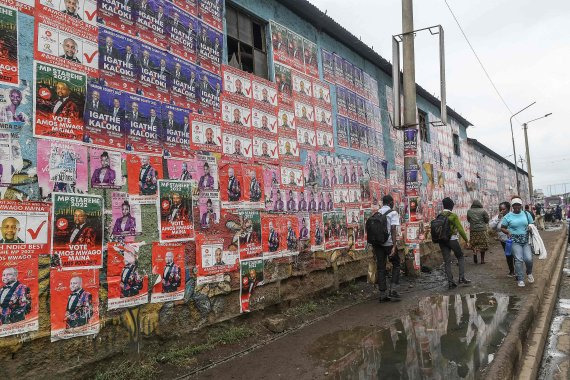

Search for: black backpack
xmin=366 ymin=209 xmax=392 ymax=246
xmin=430 ymin=212 xmax=452 ymax=243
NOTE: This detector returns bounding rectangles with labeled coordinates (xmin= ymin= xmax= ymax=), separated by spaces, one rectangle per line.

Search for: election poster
xmin=218 ymin=160 xmax=242 ymax=208
xmin=292 ymin=70 xmax=312 ymax=99
xmin=296 ymin=189 xmax=309 ymax=212
xmin=321 ymin=49 xmax=334 ymax=83
xmin=293 ymin=98 xmax=314 ymax=130
xmin=197 ymin=68 xmax=221 ymax=114
xmin=34 ymin=9 xmax=99 ymax=76
xmin=274 ymin=62 xmax=292 ymax=104
xmin=37 ymin=0 xmax=98 ymax=27
xmin=198 ymin=0 xmax=222 ymax=31
xmin=309 ymin=213 xmax=324 ymax=252
xmin=221 ymin=95 xmax=251 ymax=129
xmin=297 ymin=125 xmax=316 ymax=150
xmin=166 ymin=156 xmax=197 ymax=181
xmin=190 ymin=114 xmax=222 ymax=153
xmin=157 ymin=179 xmax=194 ymax=242
xmin=404 ymin=156 xmax=419 ymax=196
xmin=166 ymin=3 xmax=198 ymax=62
xmin=0 ymin=82 xmax=31 ymax=129
xmin=171 ymin=56 xmax=200 ymax=109
xmin=196 ymin=190 xmax=219 ymax=230
xmin=98 ymin=27 xmax=139 ymax=94
xmin=83 ymin=83 xmax=125 ymax=149
xmin=297 ymin=212 xmax=310 ymax=251
xmin=333 ymin=53 xmax=343 ymax=85
xmin=124 ymin=93 xmax=162 ymax=154
xmin=137 ymin=42 xmax=170 ymax=102
xmin=239 ymin=257 xmax=263 ymax=313
xmin=0 ymin=4 xmax=18 ymax=85
xmin=172 ymin=0 xmax=197 ymax=16
xmin=110 ymin=191 xmax=142 ymax=237
xmin=89 ymin=148 xmax=123 ymax=189
xmin=222 ymin=128 xmax=252 ymax=162
xmin=237 ymin=209 xmax=262 ymax=259
xmin=252 ymin=76 xmax=278 ymax=107
xmin=150 ymin=242 xmax=185 ymax=303
xmin=280 ymin=163 xmax=304 ymax=190
xmin=135 ymin=0 xmax=167 ymax=49
xmin=260 ymin=214 xmax=283 ymax=257
xmin=0 ymin=200 xmax=50 ymax=254
xmin=0 ymin=252 xmax=38 ymax=337
xmin=252 ymin=135 xmax=278 ymax=164
xmin=197 ymin=21 xmax=222 ymax=75
xmin=51 ymin=193 xmax=103 ymax=269
xmin=314 ymin=104 xmax=332 ymax=130
xmin=282 ymin=215 xmax=299 ymax=256
xmin=195 ymin=219 xmax=239 ymax=276
xmin=316 ymin=128 xmax=334 ymax=152
xmin=50 ymin=268 xmax=100 ymax=341
xmin=161 ymin=103 xmax=191 ymax=158
xmin=304 ymin=151 xmax=318 ymax=186
xmin=241 ymin=163 xmax=264 ymax=208
xmin=37 ymin=139 xmax=88 ymax=201
xmin=194 ymin=154 xmax=218 ymax=190
xmin=286 ymin=31 xmax=304 ymax=72
xmin=352 ymin=211 xmax=366 ymax=250
xmin=303 ymin=38 xmax=318 ymax=78
xmin=346 ymin=207 xmax=360 ymax=227
xmin=33 ymin=62 xmax=86 ymax=141
xmin=126 ymin=153 xmax=163 ymax=204
xmin=106 ymin=241 xmax=148 ymax=309
xmin=97 ymin=0 xmax=136 ymax=36
xmin=262 ymin=164 xmax=280 ymax=212
xmin=403 ymin=124 xmax=418 ymax=156
xmin=322 ymin=211 xmax=339 ymax=251
xmin=222 ymin=64 xmax=252 ymax=100
xmin=251 ymin=106 xmax=278 ymax=135
xmin=270 ymin=21 xmax=288 ymax=66
xmin=312 ymin=80 xmax=331 ymax=106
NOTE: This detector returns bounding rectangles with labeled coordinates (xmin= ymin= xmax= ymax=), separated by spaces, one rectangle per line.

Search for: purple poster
xmin=83 ymin=82 xmax=125 ymax=149
xmin=99 ymin=27 xmax=139 ymax=94
xmin=167 ymin=3 xmax=198 ymax=62
xmin=337 ymin=115 xmax=349 ymax=148
xmin=336 ymin=86 xmax=347 ymax=117
xmin=198 ymin=0 xmax=223 ymax=31
xmin=349 ymin=119 xmax=360 ymax=150
xmin=137 ymin=41 xmax=170 ymax=102
xmin=321 ymin=49 xmax=334 ymax=82
xmin=197 ymin=20 xmax=222 ymax=75
xmin=135 ymin=0 xmax=167 ymax=49
xmin=124 ymin=93 xmax=162 ymax=155
xmin=333 ymin=53 xmax=343 ymax=84
xmin=171 ymin=55 xmax=200 ymax=110
xmin=161 ymin=103 xmax=191 ymax=159
xmin=198 ymin=68 xmax=221 ymax=114
xmin=97 ymin=0 xmax=136 ymax=36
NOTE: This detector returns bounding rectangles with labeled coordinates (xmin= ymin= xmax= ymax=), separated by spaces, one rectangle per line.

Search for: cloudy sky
xmin=308 ymin=0 xmax=570 ymax=195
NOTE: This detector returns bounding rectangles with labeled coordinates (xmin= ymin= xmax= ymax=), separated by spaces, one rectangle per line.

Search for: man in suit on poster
xmin=62 ymin=0 xmax=82 ymax=20
xmin=52 ymin=82 xmax=79 ymax=119
xmin=60 ymin=38 xmax=81 ymax=63
xmin=64 ymin=276 xmax=93 ymax=329
xmin=67 ymin=209 xmax=96 ymax=246
xmin=161 ymin=251 xmax=181 ymax=293
xmin=286 ymin=220 xmax=297 ymax=250
xmin=138 ymin=156 xmax=158 ymax=195
xmin=0 ymin=267 xmax=31 ymax=324
xmin=120 ymin=250 xmax=143 ymax=297
xmin=0 ymin=217 xmax=24 ymax=243
xmin=268 ymin=222 xmax=279 ymax=252
xmin=167 ymin=192 xmax=189 ymax=223
xmin=227 ymin=167 xmax=241 ymax=201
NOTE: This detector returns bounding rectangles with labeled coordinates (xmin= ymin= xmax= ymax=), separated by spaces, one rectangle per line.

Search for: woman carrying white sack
xmin=500 ymin=196 xmax=536 ymax=287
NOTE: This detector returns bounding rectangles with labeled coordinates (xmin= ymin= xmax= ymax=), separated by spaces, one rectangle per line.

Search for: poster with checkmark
xmin=252 ymin=135 xmax=278 ymax=164
xmin=252 ymin=76 xmax=278 ymax=107
xmin=190 ymin=114 xmax=222 ymax=153
xmin=222 ymin=64 xmax=252 ymax=102
xmin=37 ymin=0 xmax=97 ymax=27
xmin=0 ymin=200 xmax=50 ymax=250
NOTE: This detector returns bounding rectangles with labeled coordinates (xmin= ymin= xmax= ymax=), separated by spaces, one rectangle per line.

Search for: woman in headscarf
xmin=467 ymin=200 xmax=490 ymax=264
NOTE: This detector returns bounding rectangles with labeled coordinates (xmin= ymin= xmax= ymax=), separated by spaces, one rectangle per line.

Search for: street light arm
xmin=509 ymin=101 xmax=535 ymax=196
xmin=523 ymin=112 xmax=553 ymax=125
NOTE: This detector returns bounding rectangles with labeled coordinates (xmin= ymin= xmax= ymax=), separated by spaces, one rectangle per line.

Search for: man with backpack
xmin=366 ymin=194 xmax=401 ymax=302
xmin=431 ymin=197 xmax=472 ymax=289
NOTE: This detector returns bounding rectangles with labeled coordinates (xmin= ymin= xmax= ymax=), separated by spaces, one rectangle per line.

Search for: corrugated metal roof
xmin=276 ymin=0 xmax=474 ymax=128
xmin=467 ymin=138 xmax=527 ymax=175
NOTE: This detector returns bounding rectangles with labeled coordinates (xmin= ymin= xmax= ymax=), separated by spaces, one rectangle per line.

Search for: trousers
xmin=374 ymin=245 xmax=400 ymax=292
xmin=512 ymin=242 xmax=533 ymax=281
xmin=500 ymin=241 xmax=515 ymax=275
xmin=438 ymin=239 xmax=465 ymax=283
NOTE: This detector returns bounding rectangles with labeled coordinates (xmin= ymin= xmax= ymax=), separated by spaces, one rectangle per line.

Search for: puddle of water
xmin=308 ymin=293 xmax=519 ymax=379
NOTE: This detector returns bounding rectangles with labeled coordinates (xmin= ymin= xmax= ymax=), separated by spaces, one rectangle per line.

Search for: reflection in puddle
xmin=308 ymin=293 xmax=519 ymax=379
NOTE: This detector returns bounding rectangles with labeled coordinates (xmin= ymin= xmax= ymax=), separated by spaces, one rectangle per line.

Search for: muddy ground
xmin=89 ymin=226 xmax=564 ymax=380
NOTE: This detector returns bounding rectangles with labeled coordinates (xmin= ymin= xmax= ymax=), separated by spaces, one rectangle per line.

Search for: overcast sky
xmin=308 ymin=0 xmax=570 ymax=195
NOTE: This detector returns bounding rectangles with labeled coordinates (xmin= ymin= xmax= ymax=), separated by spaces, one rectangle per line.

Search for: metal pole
xmin=523 ymin=123 xmax=534 ymax=202
xmin=402 ymin=0 xmax=416 ymax=128
xmin=509 ymin=116 xmax=520 ymax=194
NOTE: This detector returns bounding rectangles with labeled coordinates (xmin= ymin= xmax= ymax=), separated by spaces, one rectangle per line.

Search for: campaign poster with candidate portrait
xmin=126 ymin=153 xmax=163 ymax=204
xmin=97 ymin=0 xmax=136 ymax=36
xmin=293 ymin=98 xmax=314 ymax=129
xmin=218 ymin=160 xmax=243 ymax=208
xmin=322 ymin=211 xmax=338 ymax=250
xmin=137 ymin=42 xmax=170 ymax=102
xmin=260 ymin=213 xmax=284 ymax=258
xmin=50 ymin=268 xmax=99 ymax=341
xmin=51 ymin=193 xmax=103 ymax=269
xmin=195 ymin=227 xmax=239 ymax=276
xmin=0 ymin=128 xmax=38 ymax=199
xmin=314 ymin=104 xmax=332 ymax=130
xmin=321 ymin=49 xmax=334 ymax=83
xmin=193 ymin=153 xmax=218 ymax=190
xmin=352 ymin=210 xmax=366 ymax=250
xmin=309 ymin=213 xmax=324 ymax=252
xmin=296 ymin=125 xmax=316 ymax=150
xmin=316 ymin=128 xmax=334 ymax=152
xmin=262 ymin=164 xmax=280 ymax=212
xmin=34 ymin=10 xmax=99 ymax=77
xmin=150 ymin=242 xmax=185 ymax=303
xmin=38 ymin=0 xmax=98 ymax=26
xmin=166 ymin=3 xmax=198 ymax=62
xmin=252 ymin=135 xmax=278 ymax=164
xmin=270 ymin=21 xmax=288 ymax=65
xmin=198 ymin=0 xmax=222 ymax=31
xmin=0 ymin=200 xmax=50 ymax=254
xmin=37 ymin=139 xmax=88 ymax=201
xmin=196 ymin=190 xmax=219 ymax=230
xmin=241 ymin=163 xmax=264 ymax=209
xmin=106 ymin=241 xmax=148 ymax=309
xmin=221 ymin=95 xmax=250 ymax=129
xmin=190 ymin=113 xmax=221 ymax=153
xmin=252 ymin=76 xmax=278 ymax=108
xmin=281 ymin=214 xmax=299 ymax=256
xmin=197 ymin=20 xmax=222 ymax=75
xmin=292 ymin=70 xmax=312 ymax=99
xmin=343 ymin=59 xmax=354 ymax=91
xmin=312 ymin=79 xmax=331 ymax=106
xmin=172 ymin=0 xmax=197 ymax=16
xmin=157 ymin=179 xmax=194 ymax=242
xmin=278 ymin=135 xmax=299 ymax=161
xmin=98 ymin=27 xmax=139 ymax=94
xmin=33 ymin=62 xmax=86 ymax=141
xmin=356 ymin=95 xmax=366 ymax=124
xmin=279 ymin=163 xmax=303 ymax=190
xmin=348 ymin=119 xmax=360 ymax=151
xmin=222 ymin=64 xmax=252 ymax=101
xmin=197 ymin=68 xmax=221 ymax=115
xmin=236 ymin=209 xmax=262 ymax=259
xmin=0 ymin=4 xmax=18 ymax=85
xmin=83 ymin=82 xmax=125 ymax=149
xmin=302 ymin=38 xmax=318 ymax=79
xmin=346 ymin=207 xmax=360 ymax=227
xmin=165 ymin=156 xmax=197 ymax=181
xmin=110 ymin=191 xmax=142 ymax=237
xmin=286 ymin=31 xmax=304 ymax=72
xmin=89 ymin=147 xmax=122 ymax=189
xmin=170 ymin=55 xmax=200 ymax=110
xmin=274 ymin=62 xmax=292 ymax=104
xmin=239 ymin=257 xmax=263 ymax=313
xmin=353 ymin=66 xmax=364 ymax=95
xmin=297 ymin=211 xmax=310 ymax=251
xmin=251 ymin=106 xmax=277 ymax=135
xmin=0 ymin=251 xmax=38 ymax=337
xmin=124 ymin=92 xmax=162 ymax=154
xmin=222 ymin=129 xmax=252 ymax=162
xmin=161 ymin=103 xmax=190 ymax=158
xmin=134 ymin=0 xmax=167 ymax=49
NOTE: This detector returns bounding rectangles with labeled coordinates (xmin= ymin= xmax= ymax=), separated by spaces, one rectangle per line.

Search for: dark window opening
xmin=225 ymin=4 xmax=268 ymax=79
xmin=418 ymin=108 xmax=429 ymax=143
xmin=453 ymin=133 xmax=461 ymax=156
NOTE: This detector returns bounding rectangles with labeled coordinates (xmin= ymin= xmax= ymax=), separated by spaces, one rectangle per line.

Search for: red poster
xmin=236 ymin=209 xmax=262 ymax=259
xmin=261 ymin=214 xmax=299 ymax=258
xmin=190 ymin=114 xmax=222 ymax=153
xmin=222 ymin=64 xmax=252 ymax=102
xmin=126 ymin=154 xmax=164 ymax=204
xmin=157 ymin=179 xmax=194 ymax=242
xmin=106 ymin=242 xmax=148 ymax=310
xmin=50 ymin=268 xmax=100 ymax=341
xmin=218 ymin=160 xmax=243 ymax=208
xmin=309 ymin=213 xmax=324 ymax=252
xmin=252 ymin=75 xmax=278 ymax=108
xmin=0 ymin=201 xmax=51 ymax=255
xmin=151 ymin=242 xmax=185 ymax=303
xmin=241 ymin=163 xmax=264 ymax=209
xmin=195 ymin=225 xmax=239 ymax=276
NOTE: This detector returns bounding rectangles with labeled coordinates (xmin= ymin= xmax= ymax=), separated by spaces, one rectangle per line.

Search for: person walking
xmin=500 ymin=196 xmax=535 ymax=287
xmin=489 ymin=201 xmax=515 ymax=277
xmin=438 ymin=197 xmax=471 ymax=289
xmin=535 ymin=203 xmax=545 ymax=231
xmin=467 ymin=200 xmax=490 ymax=264
xmin=525 ymin=205 xmax=535 ymax=220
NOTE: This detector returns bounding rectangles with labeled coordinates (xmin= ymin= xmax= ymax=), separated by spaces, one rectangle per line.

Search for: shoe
xmin=389 ymin=291 xmax=402 ymax=301
xmin=448 ymin=282 xmax=458 ymax=289
xmin=518 ymin=281 xmax=525 ymax=287
xmin=528 ymin=274 xmax=535 ymax=283
xmin=458 ymin=278 xmax=472 ymax=285
xmin=473 ymin=255 xmax=478 ymax=264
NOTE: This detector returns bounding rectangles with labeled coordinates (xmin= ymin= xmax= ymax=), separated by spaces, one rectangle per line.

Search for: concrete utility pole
xmin=509 ymin=102 xmax=535 ymax=195
xmin=401 ymin=0 xmax=417 ymax=128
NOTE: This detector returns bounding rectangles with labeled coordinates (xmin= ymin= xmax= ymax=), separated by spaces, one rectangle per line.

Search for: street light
xmin=523 ymin=112 xmax=552 ymax=202
xmin=510 ymin=101 xmax=536 ymax=195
